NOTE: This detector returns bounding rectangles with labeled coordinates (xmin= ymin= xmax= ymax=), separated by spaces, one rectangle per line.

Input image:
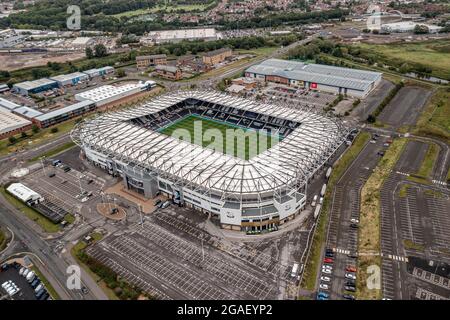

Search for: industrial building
xmin=72 ymin=91 xmax=348 ymax=231
xmin=13 ymin=78 xmax=59 ymax=95
xmin=202 ymin=48 xmax=232 ymax=66
xmin=144 ymin=28 xmax=220 ymax=44
xmin=155 ymin=65 xmax=182 ymax=80
xmin=50 ymin=72 xmax=89 ymax=87
xmin=82 ymin=66 xmax=115 ymax=79
xmin=0 ymin=107 xmax=32 ymax=139
xmin=0 ymin=97 xmax=20 ymax=111
xmin=13 ymin=106 xmax=43 ymax=119
xmin=74 ymin=81 xmax=156 ymax=107
xmin=136 ymin=54 xmax=167 ymax=69
xmin=6 ymin=183 xmax=43 ymax=204
xmin=245 ymin=59 xmax=382 ymax=98
xmin=381 ymin=21 xmax=443 ymax=34
xmin=34 ymin=100 xmax=96 ymax=128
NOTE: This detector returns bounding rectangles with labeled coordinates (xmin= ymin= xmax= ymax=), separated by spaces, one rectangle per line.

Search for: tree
xmin=21 ymin=132 xmax=27 ymax=138
xmin=116 ymin=69 xmax=126 ymax=78
xmin=414 ymin=24 xmax=429 ymax=34
xmin=50 ymin=127 xmax=58 ymax=133
xmin=94 ymin=44 xmax=108 ymax=58
xmin=31 ymin=124 xmax=40 ymax=134
xmin=85 ymin=47 xmax=94 ymax=59
xmin=31 ymin=68 xmax=50 ymax=79
xmin=8 ymin=136 xmax=16 ymax=144
xmin=367 ymin=114 xmax=376 ymax=123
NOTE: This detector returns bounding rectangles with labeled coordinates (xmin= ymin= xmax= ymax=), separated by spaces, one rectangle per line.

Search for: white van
xmin=26 ymin=271 xmax=35 ymax=282
xmin=311 ymin=195 xmax=318 ymax=207
xmin=22 ymin=268 xmax=30 ymax=277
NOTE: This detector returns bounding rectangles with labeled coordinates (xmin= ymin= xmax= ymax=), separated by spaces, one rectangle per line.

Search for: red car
xmin=324 ymin=258 xmax=334 ymax=264
xmin=346 ymin=266 xmax=357 ymax=273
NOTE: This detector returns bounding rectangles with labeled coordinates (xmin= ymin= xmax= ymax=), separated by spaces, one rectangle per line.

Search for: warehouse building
xmin=381 ymin=21 xmax=443 ymax=34
xmin=0 ymin=107 xmax=32 ymax=139
xmin=13 ymin=78 xmax=59 ymax=95
xmin=202 ymin=48 xmax=232 ymax=66
xmin=155 ymin=65 xmax=182 ymax=80
xmin=136 ymin=54 xmax=167 ymax=69
xmin=6 ymin=183 xmax=43 ymax=204
xmin=74 ymin=81 xmax=156 ymax=107
xmin=34 ymin=100 xmax=96 ymax=128
xmin=245 ymin=59 xmax=382 ymax=98
xmin=83 ymin=66 xmax=114 ymax=79
xmin=144 ymin=28 xmax=220 ymax=44
xmin=50 ymin=72 xmax=89 ymax=87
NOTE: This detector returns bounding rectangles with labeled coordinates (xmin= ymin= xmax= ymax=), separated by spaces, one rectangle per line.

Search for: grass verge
xmin=29 ymin=141 xmax=76 ymax=163
xmin=0 ymin=187 xmax=60 ymax=233
xmin=398 ymin=184 xmax=411 ymax=198
xmin=30 ymin=265 xmax=61 ymax=300
xmin=416 ymin=142 xmax=439 ymax=179
xmin=357 ymin=138 xmax=407 ymax=300
xmin=0 ymin=119 xmax=78 ymax=156
xmin=403 ymin=239 xmax=425 ymax=252
xmin=301 ymin=131 xmax=371 ymax=290
xmin=0 ymin=227 xmax=6 ymax=252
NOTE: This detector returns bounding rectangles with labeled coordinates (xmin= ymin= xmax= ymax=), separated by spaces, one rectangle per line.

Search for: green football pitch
xmin=159 ymin=115 xmax=280 ymax=160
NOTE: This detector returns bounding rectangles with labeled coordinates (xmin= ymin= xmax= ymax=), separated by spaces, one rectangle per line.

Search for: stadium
xmin=71 ymin=90 xmax=349 ymax=232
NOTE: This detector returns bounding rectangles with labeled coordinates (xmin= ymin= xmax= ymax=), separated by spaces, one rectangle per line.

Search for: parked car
xmin=343 ymin=294 xmax=355 ymax=300
xmin=344 ymin=285 xmax=356 ymax=292
xmin=320 ymin=276 xmax=331 ymax=282
xmin=345 ymin=272 xmax=356 ymax=280
xmin=322 ymin=268 xmax=332 ymax=275
xmin=318 ymin=292 xmax=329 ymax=299
xmin=319 ymin=283 xmax=329 ymax=290
xmin=350 ymin=223 xmax=359 ymax=229
xmin=350 ymin=218 xmax=359 ymax=224
xmin=346 ymin=266 xmax=357 ymax=273
xmin=161 ymin=201 xmax=170 ymax=209
xmin=154 ymin=199 xmax=162 ymax=206
xmin=324 ymin=258 xmax=333 ymax=264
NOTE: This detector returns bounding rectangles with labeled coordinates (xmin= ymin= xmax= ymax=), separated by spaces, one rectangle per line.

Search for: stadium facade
xmin=245 ymin=59 xmax=382 ymax=98
xmin=72 ymin=91 xmax=349 ymax=231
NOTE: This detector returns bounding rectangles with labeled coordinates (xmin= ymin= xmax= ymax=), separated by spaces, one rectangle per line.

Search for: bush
xmin=50 ymin=127 xmax=58 ymax=133
xmin=8 ymin=136 xmax=16 ymax=144
xmin=31 ymin=124 xmax=40 ymax=134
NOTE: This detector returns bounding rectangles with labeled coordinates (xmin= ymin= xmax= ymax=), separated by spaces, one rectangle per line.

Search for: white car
xmin=350 ymin=218 xmax=359 ymax=224
xmin=345 ymin=272 xmax=356 ymax=280
xmin=322 ymin=268 xmax=332 ymax=274
xmin=320 ymin=276 xmax=331 ymax=282
xmin=81 ymin=197 xmax=89 ymax=203
xmin=370 ymin=140 xmax=376 ymax=144
xmin=319 ymin=283 xmax=329 ymax=290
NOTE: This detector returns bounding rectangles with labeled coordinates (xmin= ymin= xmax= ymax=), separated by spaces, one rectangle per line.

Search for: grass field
xmin=159 ymin=115 xmax=280 ymax=160
xmin=355 ymin=40 xmax=450 ymax=80
xmin=414 ymin=88 xmax=450 ymax=144
xmin=0 ymin=227 xmax=6 ymax=252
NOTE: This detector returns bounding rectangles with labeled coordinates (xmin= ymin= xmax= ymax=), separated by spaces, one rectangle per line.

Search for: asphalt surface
xmin=323 ymin=132 xmax=391 ymax=300
xmin=378 ymin=86 xmax=432 ymax=129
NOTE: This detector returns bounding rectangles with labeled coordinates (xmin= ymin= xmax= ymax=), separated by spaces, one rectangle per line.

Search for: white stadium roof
xmin=72 ymin=91 xmax=347 ymax=196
